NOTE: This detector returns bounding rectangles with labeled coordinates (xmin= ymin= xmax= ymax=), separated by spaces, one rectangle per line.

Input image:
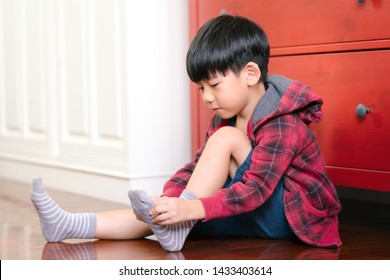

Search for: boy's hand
xmin=150 ymin=197 xmax=205 ymax=225
xmin=134 ymin=195 xmax=162 ymax=223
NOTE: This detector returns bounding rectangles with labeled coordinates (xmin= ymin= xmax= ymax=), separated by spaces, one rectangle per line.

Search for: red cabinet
xmin=189 ymin=0 xmax=390 ymax=191
xmin=195 ymin=0 xmax=390 ymax=49
xmin=271 ymin=50 xmax=390 ymax=191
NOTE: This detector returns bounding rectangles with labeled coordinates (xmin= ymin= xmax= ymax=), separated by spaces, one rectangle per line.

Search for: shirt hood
xmin=251 ymin=75 xmax=323 ymax=128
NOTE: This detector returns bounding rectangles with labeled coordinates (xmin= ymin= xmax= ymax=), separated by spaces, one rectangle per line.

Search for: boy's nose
xmin=202 ymin=90 xmax=215 ymax=103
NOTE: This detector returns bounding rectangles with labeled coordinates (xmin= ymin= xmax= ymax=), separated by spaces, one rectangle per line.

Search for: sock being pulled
xmin=128 ymin=189 xmax=198 ymax=251
xmin=30 ymin=177 xmax=97 ymax=242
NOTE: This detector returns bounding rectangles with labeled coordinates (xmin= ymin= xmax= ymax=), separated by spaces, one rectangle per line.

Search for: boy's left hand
xmin=150 ymin=197 xmax=204 ymax=225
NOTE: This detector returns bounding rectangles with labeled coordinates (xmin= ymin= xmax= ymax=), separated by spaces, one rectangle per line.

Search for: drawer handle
xmin=357 ymin=0 xmax=365 ymax=3
xmin=356 ymin=103 xmax=370 ymax=118
xmin=220 ymin=9 xmax=228 ymax=15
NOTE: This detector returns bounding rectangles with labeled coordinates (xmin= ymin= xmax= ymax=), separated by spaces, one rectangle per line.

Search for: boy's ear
xmin=244 ymin=62 xmax=261 ymax=86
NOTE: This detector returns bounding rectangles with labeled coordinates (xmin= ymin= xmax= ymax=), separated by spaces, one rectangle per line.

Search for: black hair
xmin=186 ymin=15 xmax=270 ymax=83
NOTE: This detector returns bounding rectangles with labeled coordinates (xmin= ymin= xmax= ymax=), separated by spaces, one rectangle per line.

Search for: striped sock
xmin=30 ymin=177 xmax=97 ymax=242
xmin=128 ymin=189 xmax=197 ymax=251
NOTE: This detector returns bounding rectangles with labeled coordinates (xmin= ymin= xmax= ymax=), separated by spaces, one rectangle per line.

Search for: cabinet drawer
xmin=269 ymin=50 xmax=390 ymax=175
xmin=196 ymin=0 xmax=390 ymax=48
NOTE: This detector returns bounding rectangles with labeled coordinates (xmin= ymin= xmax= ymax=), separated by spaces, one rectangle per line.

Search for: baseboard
xmin=0 ymin=157 xmax=169 ymax=205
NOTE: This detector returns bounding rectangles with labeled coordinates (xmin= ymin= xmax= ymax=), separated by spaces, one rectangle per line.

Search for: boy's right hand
xmin=135 ymin=195 xmax=162 ymax=223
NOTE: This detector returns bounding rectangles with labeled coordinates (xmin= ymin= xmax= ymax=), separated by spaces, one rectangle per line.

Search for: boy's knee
xmin=212 ymin=126 xmax=241 ymax=137
xmin=209 ymin=126 xmax=250 ymax=146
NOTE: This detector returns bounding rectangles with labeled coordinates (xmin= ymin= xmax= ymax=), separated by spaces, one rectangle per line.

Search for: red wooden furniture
xmin=189 ymin=0 xmax=390 ymax=191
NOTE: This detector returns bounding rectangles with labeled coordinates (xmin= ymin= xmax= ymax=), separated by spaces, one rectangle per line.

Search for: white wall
xmin=0 ymin=0 xmax=190 ymax=204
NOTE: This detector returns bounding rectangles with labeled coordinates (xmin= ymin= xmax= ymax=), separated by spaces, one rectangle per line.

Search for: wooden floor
xmin=1 ymin=178 xmax=389 ymax=260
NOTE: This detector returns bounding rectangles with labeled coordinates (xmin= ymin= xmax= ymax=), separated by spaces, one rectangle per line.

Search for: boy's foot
xmin=30 ymin=177 xmax=96 ymax=242
xmin=128 ymin=189 xmax=197 ymax=251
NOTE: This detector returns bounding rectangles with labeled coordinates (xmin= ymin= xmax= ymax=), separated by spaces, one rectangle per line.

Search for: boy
xmin=31 ymin=15 xmax=342 ymax=252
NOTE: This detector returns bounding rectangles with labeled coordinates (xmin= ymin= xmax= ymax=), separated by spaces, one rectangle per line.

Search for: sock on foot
xmin=128 ymin=189 xmax=197 ymax=251
xmin=30 ymin=177 xmax=97 ymax=242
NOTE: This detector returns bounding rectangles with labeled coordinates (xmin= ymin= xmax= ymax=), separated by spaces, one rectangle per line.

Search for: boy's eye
xmin=210 ymin=83 xmax=219 ymax=88
xmin=198 ymin=86 xmax=204 ymax=92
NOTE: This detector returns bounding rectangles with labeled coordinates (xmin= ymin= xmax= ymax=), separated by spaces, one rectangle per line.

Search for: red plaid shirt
xmin=163 ymin=75 xmax=342 ymax=248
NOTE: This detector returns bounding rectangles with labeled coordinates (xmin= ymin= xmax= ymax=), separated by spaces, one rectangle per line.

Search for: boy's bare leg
xmin=186 ymin=126 xmax=252 ymax=197
xmin=95 ymin=210 xmax=152 ymax=239
xmin=129 ymin=126 xmax=252 ymax=251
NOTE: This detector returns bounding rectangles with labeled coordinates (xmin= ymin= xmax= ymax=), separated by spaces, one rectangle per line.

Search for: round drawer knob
xmin=220 ymin=9 xmax=228 ymax=15
xmin=356 ymin=103 xmax=370 ymax=118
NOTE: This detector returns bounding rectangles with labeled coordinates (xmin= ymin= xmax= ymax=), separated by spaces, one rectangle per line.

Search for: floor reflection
xmin=250 ymin=240 xmax=340 ymax=260
xmin=41 ymin=239 xmax=185 ymax=260
xmin=40 ymin=237 xmax=339 ymax=260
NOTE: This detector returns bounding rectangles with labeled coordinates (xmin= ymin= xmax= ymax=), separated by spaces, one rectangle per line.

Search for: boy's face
xmin=196 ymin=69 xmax=255 ymax=120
